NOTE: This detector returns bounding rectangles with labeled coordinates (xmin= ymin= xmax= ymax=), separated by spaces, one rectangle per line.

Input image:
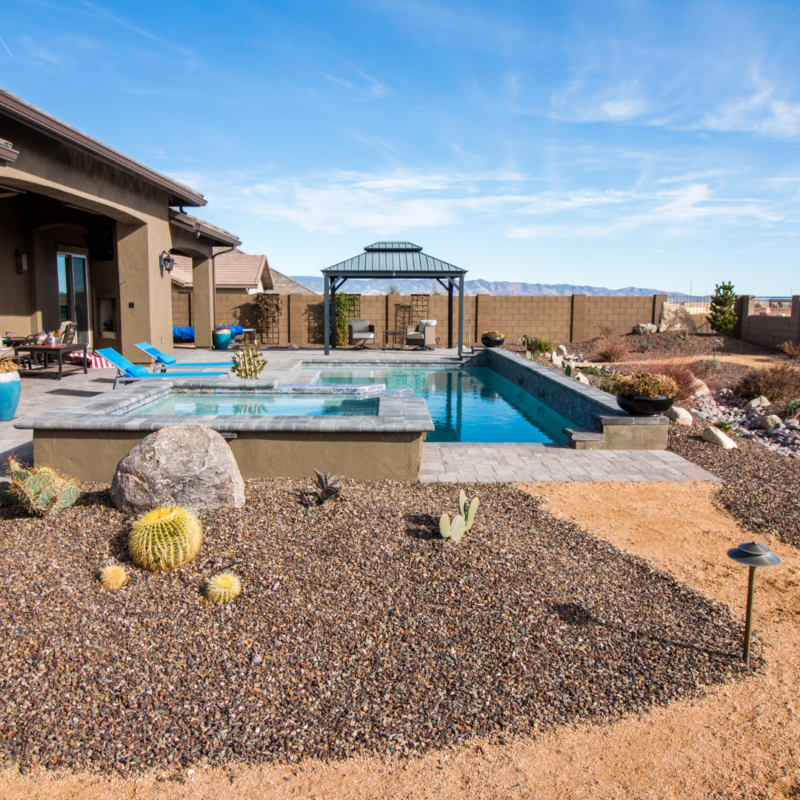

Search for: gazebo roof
xmin=322 ymin=241 xmax=466 ymax=278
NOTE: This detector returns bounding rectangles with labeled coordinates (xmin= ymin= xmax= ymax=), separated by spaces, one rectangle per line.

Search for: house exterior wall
xmin=0 ymin=110 xmax=216 ymax=361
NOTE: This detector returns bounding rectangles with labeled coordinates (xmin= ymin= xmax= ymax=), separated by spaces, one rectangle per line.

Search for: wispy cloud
xmin=169 ymin=167 xmax=789 ymax=240
xmin=0 ymin=36 xmax=12 ymax=57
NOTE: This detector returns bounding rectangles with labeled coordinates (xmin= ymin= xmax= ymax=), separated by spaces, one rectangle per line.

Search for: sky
xmin=1 ymin=0 xmax=799 ymax=294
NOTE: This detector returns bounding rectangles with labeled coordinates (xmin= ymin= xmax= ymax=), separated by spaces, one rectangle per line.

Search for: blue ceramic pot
xmin=212 ymin=330 xmax=232 ymax=351
xmin=0 ymin=371 xmax=21 ymax=421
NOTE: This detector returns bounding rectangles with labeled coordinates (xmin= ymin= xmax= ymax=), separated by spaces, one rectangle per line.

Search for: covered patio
xmin=321 ymin=241 xmax=468 ymax=357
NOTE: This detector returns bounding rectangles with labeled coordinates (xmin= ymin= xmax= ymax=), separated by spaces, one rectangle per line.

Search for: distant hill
xmin=289 ymin=277 xmax=670 ymax=297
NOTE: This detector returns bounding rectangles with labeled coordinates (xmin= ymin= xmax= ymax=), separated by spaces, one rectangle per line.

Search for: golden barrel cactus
xmin=128 ymin=506 xmax=202 ymax=571
xmin=205 ymin=571 xmax=242 ymax=604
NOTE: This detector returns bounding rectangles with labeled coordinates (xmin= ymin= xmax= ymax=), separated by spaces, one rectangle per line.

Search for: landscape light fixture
xmin=726 ymin=542 xmax=780 ymax=666
xmin=712 ymin=338 xmax=721 ymax=360
xmin=159 ymin=251 xmax=175 ymax=277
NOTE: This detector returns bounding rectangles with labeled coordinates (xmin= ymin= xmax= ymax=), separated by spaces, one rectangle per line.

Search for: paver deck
xmin=420 ymin=443 xmax=720 ymax=483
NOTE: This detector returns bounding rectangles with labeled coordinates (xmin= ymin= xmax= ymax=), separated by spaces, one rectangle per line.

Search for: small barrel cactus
xmin=205 ymin=571 xmax=242 ymax=604
xmin=4 ymin=457 xmax=80 ymax=516
xmin=128 ymin=506 xmax=202 ymax=571
xmin=99 ymin=564 xmax=129 ymax=591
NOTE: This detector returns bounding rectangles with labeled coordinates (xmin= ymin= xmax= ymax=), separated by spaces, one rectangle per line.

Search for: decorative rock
xmin=658 ymin=302 xmax=698 ymax=334
xmin=702 ymin=426 xmax=737 ymax=449
xmin=110 ymin=425 xmax=246 ymax=514
xmin=785 ymin=418 xmax=800 ymax=431
xmin=633 ymin=323 xmax=657 ymax=335
xmin=760 ymin=414 xmax=782 ymax=430
xmin=689 ymin=378 xmax=711 ymax=398
xmin=556 ymin=345 xmax=568 ymax=356
xmin=666 ymin=406 xmax=693 ymax=426
xmin=746 ymin=396 xmax=770 ymax=409
xmin=576 ymin=373 xmax=590 ymax=385
xmin=551 ymin=354 xmax=563 ymax=368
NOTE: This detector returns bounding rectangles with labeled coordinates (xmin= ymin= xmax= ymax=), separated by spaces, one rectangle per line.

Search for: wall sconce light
xmin=159 ymin=251 xmax=175 ymax=277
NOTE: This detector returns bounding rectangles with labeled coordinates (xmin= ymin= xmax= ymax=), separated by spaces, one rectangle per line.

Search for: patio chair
xmin=96 ymin=348 xmax=230 ymax=389
xmin=60 ymin=322 xmax=77 ymax=345
xmin=348 ymin=320 xmax=375 ymax=349
xmin=135 ymin=342 xmax=234 ymax=373
xmin=406 ymin=320 xmax=436 ymax=350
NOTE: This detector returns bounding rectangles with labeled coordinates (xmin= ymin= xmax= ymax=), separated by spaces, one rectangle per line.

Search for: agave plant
xmin=296 ymin=470 xmax=344 ymax=506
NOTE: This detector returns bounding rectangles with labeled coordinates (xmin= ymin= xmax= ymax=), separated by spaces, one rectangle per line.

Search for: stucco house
xmin=0 ymin=87 xmax=240 ymax=360
xmin=170 ymin=248 xmax=314 ymax=331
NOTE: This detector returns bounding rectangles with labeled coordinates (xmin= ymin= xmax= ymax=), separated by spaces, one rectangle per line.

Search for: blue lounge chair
xmin=97 ymin=348 xmax=229 ymax=389
xmin=135 ymin=342 xmax=233 ymax=373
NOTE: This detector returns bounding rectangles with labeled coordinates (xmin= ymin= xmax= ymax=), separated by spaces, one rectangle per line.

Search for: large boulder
xmin=111 ymin=425 xmax=245 ymax=514
xmin=658 ymin=302 xmax=698 ymax=334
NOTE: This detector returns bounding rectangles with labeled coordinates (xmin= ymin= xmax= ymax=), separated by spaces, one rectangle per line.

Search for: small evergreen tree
xmin=386 ymin=280 xmax=400 ymax=295
xmin=706 ymin=282 xmax=737 ymax=335
xmin=431 ymin=280 xmax=443 ymax=296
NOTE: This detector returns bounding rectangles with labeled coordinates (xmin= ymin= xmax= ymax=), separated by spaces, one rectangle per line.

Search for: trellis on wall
xmin=411 ymin=294 xmax=429 ymax=325
xmin=252 ymin=293 xmax=282 ymax=346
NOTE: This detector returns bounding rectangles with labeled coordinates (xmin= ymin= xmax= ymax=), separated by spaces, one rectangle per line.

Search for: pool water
xmin=127 ymin=392 xmax=379 ymax=417
xmin=315 ymin=367 xmax=574 ymax=443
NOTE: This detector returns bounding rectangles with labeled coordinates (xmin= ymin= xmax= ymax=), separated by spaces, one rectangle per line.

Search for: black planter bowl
xmin=616 ymin=394 xmax=675 ymax=416
xmin=481 ymin=335 xmax=505 ymax=348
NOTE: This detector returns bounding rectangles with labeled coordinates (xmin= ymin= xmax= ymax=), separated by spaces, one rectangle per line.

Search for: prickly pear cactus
xmin=440 ymin=513 xmax=466 ymax=543
xmin=128 ymin=506 xmax=203 ymax=571
xmin=457 ymin=489 xmax=480 ymax=531
xmin=5 ymin=457 xmax=80 ymax=516
xmin=439 ymin=513 xmax=451 ymax=539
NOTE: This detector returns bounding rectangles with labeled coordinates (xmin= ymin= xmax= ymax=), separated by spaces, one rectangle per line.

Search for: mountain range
xmin=289 ymin=277 xmax=670 ymax=297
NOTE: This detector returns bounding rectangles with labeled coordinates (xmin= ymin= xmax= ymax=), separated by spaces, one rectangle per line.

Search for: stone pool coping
xmin=14 ymin=378 xmax=435 ymax=435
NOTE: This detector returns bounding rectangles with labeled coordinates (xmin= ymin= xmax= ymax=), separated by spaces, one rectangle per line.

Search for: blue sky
xmin=2 ymin=0 xmax=799 ymax=294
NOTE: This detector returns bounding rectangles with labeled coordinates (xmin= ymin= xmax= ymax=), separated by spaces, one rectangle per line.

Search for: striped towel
xmin=66 ymin=352 xmax=115 ymax=369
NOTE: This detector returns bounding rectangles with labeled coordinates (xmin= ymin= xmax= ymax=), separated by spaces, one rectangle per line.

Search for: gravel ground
xmin=0 ymin=480 xmax=749 ymax=775
xmin=530 ymin=332 xmax=778 ymax=361
xmin=668 ymin=416 xmax=800 ymax=548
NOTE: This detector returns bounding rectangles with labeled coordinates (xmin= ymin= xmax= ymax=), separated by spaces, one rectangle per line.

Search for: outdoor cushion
xmin=350 ymin=320 xmax=371 ymax=332
xmin=352 ymin=331 xmax=374 ymax=339
xmin=419 ymin=320 xmax=436 ymax=328
xmin=406 ymin=332 xmax=425 ymax=340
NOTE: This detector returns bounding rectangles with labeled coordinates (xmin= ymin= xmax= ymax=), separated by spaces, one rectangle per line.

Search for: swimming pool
xmin=314 ymin=366 xmax=575 ymax=443
xmin=126 ymin=392 xmax=380 ymax=417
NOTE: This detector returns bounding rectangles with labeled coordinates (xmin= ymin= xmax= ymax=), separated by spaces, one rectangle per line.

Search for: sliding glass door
xmin=57 ymin=253 xmax=90 ymax=344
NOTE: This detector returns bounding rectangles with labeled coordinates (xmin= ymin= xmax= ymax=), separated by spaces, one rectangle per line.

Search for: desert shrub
xmin=734 ymin=364 xmax=800 ymax=401
xmin=597 ymin=340 xmax=629 ymax=363
xmin=529 ymin=335 xmax=554 ymax=353
xmin=611 ymin=372 xmax=679 ymax=398
xmin=779 ymin=341 xmax=800 ymax=359
xmin=786 ymin=398 xmax=800 ymax=417
xmin=714 ymin=421 xmax=732 ymax=433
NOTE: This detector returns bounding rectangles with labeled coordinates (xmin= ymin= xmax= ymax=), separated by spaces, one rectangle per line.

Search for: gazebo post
xmin=447 ymin=279 xmax=454 ymax=349
xmin=330 ymin=279 xmax=337 ymax=349
xmin=457 ymin=275 xmax=465 ymax=358
xmin=323 ymin=274 xmax=330 ymax=356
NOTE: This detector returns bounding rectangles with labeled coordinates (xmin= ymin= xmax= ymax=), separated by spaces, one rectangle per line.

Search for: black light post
xmin=726 ymin=542 xmax=780 ymax=665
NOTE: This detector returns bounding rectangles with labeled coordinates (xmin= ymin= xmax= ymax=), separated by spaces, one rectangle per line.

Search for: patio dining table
xmin=13 ymin=343 xmax=89 ymax=380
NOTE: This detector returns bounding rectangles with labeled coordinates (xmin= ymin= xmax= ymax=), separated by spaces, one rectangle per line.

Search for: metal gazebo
xmin=321 ymin=241 xmax=468 ymax=357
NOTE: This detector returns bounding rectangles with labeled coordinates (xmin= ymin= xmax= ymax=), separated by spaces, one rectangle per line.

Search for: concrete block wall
xmin=171 ymin=291 xmax=192 ymax=328
xmin=738 ymin=296 xmax=799 ymax=348
xmin=217 ymin=291 xmax=671 ymax=346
